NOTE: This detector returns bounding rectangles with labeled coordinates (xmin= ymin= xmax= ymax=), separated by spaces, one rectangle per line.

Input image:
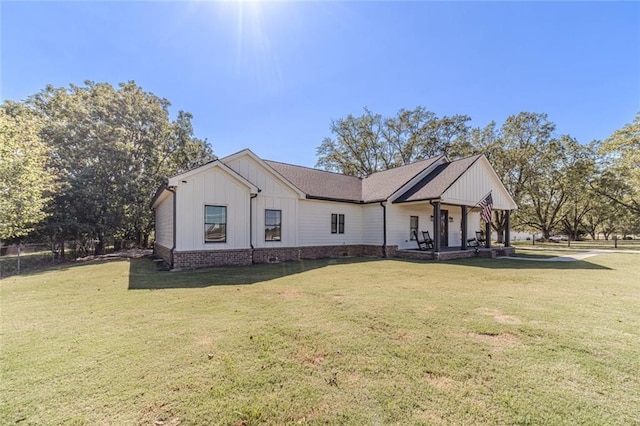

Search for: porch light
xmin=449 ymin=216 xmax=454 ymax=222
xmin=430 ymin=215 xmax=433 ymax=222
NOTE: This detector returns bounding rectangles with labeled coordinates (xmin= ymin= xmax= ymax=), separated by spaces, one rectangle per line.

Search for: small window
xmin=205 ymin=205 xmax=226 ymax=242
xmin=331 ymin=213 xmax=345 ymax=234
xmin=265 ymin=209 xmax=281 ymax=241
xmin=410 ymin=216 xmax=419 ymax=240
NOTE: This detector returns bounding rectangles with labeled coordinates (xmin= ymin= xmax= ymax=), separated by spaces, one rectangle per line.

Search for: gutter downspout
xmin=249 ymin=193 xmax=258 ymax=250
xmin=168 ymin=186 xmax=177 ymax=269
xmin=380 ymin=201 xmax=387 ymax=257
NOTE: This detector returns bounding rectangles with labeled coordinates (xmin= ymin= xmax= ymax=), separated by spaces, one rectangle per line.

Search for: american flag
xmin=478 ymin=193 xmax=493 ymax=223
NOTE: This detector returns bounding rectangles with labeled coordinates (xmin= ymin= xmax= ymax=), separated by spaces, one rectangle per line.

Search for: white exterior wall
xmin=226 ymin=156 xmax=300 ymax=248
xmin=174 ymin=167 xmax=251 ymax=251
xmin=442 ymin=158 xmax=517 ymax=210
xmin=298 ymin=200 xmax=363 ymax=246
xmin=386 ymin=203 xmax=434 ymax=250
xmin=154 ymin=192 xmax=173 ymax=248
xmin=362 ymin=203 xmax=384 ymax=245
xmin=386 ymin=203 xmax=482 ymax=248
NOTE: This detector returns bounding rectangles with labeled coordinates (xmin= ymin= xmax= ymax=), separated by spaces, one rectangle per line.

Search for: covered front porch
xmin=395 ymin=244 xmax=516 ymax=261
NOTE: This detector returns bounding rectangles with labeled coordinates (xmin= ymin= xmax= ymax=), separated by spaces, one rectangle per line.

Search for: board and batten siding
xmin=386 ymin=203 xmax=481 ymax=248
xmin=441 ymin=157 xmax=517 ymax=210
xmin=362 ymin=203 xmax=384 ymax=245
xmin=387 ymin=203 xmax=434 ymax=250
xmin=174 ymin=167 xmax=251 ymax=251
xmin=226 ymin=155 xmax=301 ymax=248
xmin=298 ymin=200 xmax=363 ymax=246
xmin=154 ymin=192 xmax=173 ymax=249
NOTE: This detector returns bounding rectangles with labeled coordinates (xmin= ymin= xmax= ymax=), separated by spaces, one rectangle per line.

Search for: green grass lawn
xmin=1 ymin=254 xmax=639 ymax=425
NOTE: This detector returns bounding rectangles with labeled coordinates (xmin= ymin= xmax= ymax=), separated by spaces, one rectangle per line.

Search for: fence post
xmin=614 ymin=235 xmax=618 ymax=249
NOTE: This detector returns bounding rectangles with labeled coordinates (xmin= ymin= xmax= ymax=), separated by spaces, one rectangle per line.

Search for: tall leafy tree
xmin=316 ymin=107 xmax=470 ymax=177
xmin=460 ymin=112 xmax=556 ymax=241
xmin=558 ymin=142 xmax=597 ymax=240
xmin=27 ymin=81 xmax=214 ymax=254
xmin=0 ymin=102 xmax=54 ymax=242
xmin=596 ymin=112 xmax=640 ymax=214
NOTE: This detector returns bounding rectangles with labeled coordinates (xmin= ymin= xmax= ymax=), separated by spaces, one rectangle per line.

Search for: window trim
xmin=410 ymin=216 xmax=419 ymax=240
xmin=204 ymin=205 xmax=227 ymax=243
xmin=331 ymin=213 xmax=345 ymax=234
xmin=265 ymin=209 xmax=282 ymax=242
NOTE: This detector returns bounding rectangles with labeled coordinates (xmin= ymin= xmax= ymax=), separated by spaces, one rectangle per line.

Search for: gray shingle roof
xmin=362 ymin=156 xmax=443 ymax=202
xmin=265 ymin=155 xmax=446 ymax=203
xmin=264 ymin=160 xmax=363 ymax=202
xmin=393 ymin=154 xmax=482 ymax=203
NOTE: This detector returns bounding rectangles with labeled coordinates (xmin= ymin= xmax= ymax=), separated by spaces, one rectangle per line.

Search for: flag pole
xmin=470 ymin=190 xmax=492 ymax=211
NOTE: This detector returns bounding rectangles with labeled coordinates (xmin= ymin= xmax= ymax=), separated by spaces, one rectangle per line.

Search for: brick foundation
xmin=161 ymin=244 xmax=401 ymax=270
xmin=173 ymin=249 xmax=252 ymax=270
xmin=154 ymin=243 xmax=172 ymax=265
xmin=298 ymin=245 xmax=364 ymax=259
xmin=252 ymin=247 xmax=300 ymax=264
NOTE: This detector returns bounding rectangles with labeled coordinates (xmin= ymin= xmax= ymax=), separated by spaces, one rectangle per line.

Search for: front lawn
xmin=1 ymin=255 xmax=639 ymax=424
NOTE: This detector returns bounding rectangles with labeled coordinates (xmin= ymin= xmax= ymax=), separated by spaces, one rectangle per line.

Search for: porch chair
xmin=413 ymin=230 xmax=432 ymax=251
xmin=422 ymin=231 xmax=434 ymax=250
xmin=467 ymin=231 xmax=485 ymax=247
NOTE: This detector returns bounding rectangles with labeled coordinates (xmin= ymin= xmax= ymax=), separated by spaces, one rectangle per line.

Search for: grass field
xmin=1 ymin=254 xmax=639 ymax=425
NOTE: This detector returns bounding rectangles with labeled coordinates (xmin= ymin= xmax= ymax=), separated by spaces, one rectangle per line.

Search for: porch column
xmin=505 ymin=210 xmax=511 ymax=247
xmin=433 ymin=202 xmax=441 ymax=252
xmin=461 ymin=205 xmax=468 ymax=250
xmin=485 ymin=221 xmax=491 ymax=248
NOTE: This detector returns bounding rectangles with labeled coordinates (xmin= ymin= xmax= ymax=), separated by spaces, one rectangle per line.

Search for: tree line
xmin=1 ymin=81 xmax=214 ymax=257
xmin=1 ymin=82 xmax=638 ymax=259
xmin=316 ymin=108 xmax=640 ymax=241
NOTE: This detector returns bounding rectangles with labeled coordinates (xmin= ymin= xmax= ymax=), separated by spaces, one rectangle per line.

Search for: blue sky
xmin=2 ymin=1 xmax=639 ymax=168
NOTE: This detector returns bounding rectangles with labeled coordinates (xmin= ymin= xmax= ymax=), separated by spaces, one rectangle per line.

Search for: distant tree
xmin=0 ymin=102 xmax=54 ymax=242
xmin=460 ymin=112 xmax=556 ymax=241
xmin=316 ymin=107 xmax=470 ymax=177
xmin=596 ymin=112 xmax=640 ymax=214
xmin=558 ymin=142 xmax=597 ymax=240
xmin=26 ymin=81 xmax=214 ymax=255
xmin=517 ymin=135 xmax=593 ymax=239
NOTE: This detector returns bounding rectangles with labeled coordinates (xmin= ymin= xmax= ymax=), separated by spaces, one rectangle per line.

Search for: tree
xmin=316 ymin=107 xmax=470 ymax=177
xmin=460 ymin=112 xmax=556 ymax=241
xmin=558 ymin=142 xmax=597 ymax=240
xmin=26 ymin=81 xmax=214 ymax=255
xmin=517 ymin=135 xmax=594 ymax=239
xmin=597 ymin=112 xmax=640 ymax=214
xmin=0 ymin=102 xmax=54 ymax=242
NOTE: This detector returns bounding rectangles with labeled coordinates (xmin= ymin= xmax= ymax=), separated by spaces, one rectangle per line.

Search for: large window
xmin=410 ymin=216 xmax=419 ymax=240
xmin=204 ymin=205 xmax=226 ymax=242
xmin=265 ymin=209 xmax=282 ymax=241
xmin=331 ymin=213 xmax=345 ymax=234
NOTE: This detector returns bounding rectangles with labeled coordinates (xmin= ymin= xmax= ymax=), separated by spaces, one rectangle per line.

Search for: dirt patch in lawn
xmin=476 ymin=308 xmax=522 ymax=324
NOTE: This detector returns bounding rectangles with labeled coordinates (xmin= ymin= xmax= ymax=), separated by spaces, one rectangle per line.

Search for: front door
xmin=440 ymin=210 xmax=448 ymax=247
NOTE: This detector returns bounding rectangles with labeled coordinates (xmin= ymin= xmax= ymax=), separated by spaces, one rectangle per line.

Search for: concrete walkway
xmin=499 ymin=251 xmax=603 ymax=262
xmin=497 ymin=250 xmax=640 ymax=262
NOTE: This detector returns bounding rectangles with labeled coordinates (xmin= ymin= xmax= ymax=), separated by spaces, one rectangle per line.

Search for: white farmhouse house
xmin=151 ymin=149 xmax=517 ymax=269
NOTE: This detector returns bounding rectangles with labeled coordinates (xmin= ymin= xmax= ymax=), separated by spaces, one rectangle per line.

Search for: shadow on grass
xmin=442 ymin=257 xmax=612 ymax=271
xmin=0 ymin=255 xmax=127 ymax=279
xmin=127 ymin=256 xmax=380 ymax=289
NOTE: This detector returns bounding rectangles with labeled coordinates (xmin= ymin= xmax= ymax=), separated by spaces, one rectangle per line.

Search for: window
xmin=331 ymin=213 xmax=345 ymax=234
xmin=410 ymin=216 xmax=419 ymax=240
xmin=204 ymin=205 xmax=226 ymax=242
xmin=265 ymin=209 xmax=281 ymax=241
